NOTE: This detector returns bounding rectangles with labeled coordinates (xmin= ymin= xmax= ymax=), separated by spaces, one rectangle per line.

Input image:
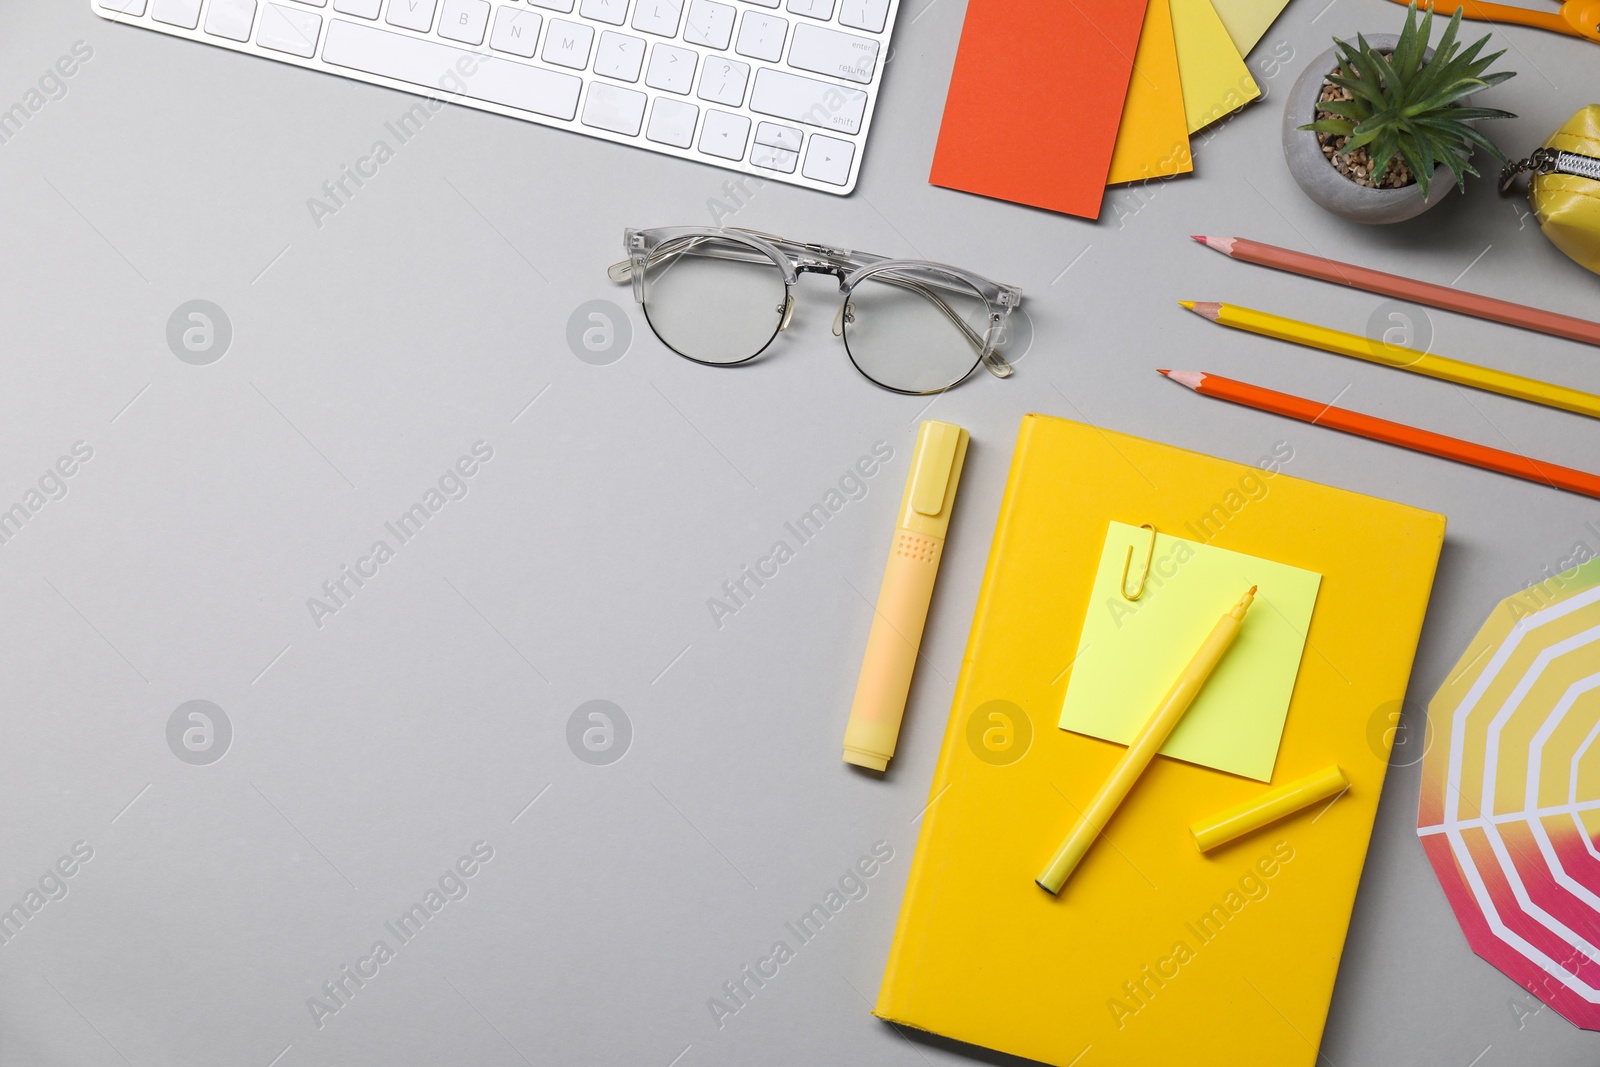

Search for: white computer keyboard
xmin=92 ymin=0 xmax=898 ymax=194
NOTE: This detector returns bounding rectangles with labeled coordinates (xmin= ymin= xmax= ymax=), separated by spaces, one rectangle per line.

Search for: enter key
xmin=786 ymin=22 xmax=879 ymax=84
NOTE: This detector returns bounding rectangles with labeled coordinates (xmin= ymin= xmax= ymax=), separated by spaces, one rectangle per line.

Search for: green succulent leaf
xmin=1370 ymin=137 xmax=1397 ymax=181
xmin=1314 ymin=100 xmax=1369 ymax=121
xmin=1300 ymin=118 xmax=1357 ymax=136
xmin=1404 ymin=80 xmax=1488 ymax=116
xmin=1395 ymin=133 xmax=1431 ymax=197
xmin=1439 ymin=106 xmax=1517 ymax=121
xmin=1433 ymin=145 xmax=1468 ymax=191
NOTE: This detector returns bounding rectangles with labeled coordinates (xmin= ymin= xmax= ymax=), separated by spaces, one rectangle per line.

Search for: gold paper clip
xmin=1121 ymin=523 xmax=1157 ymax=600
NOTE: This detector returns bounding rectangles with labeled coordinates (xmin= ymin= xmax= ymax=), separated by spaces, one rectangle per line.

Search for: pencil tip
xmin=1178 ymin=300 xmax=1196 ymax=311
xmin=1249 ymin=585 xmax=1258 ymax=595
xmin=1190 ymin=234 xmax=1206 ymax=244
xmin=1157 ymin=368 xmax=1171 ymax=376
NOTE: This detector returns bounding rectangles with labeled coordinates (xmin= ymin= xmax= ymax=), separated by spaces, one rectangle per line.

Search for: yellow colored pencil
xmin=1181 ymin=301 xmax=1600 ymax=421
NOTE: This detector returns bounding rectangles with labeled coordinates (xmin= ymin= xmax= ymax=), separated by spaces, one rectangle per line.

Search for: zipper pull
xmin=1499 ymin=147 xmax=1558 ymax=195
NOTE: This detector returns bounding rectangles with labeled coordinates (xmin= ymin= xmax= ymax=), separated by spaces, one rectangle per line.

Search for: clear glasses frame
xmin=608 ymin=226 xmax=1025 ymax=395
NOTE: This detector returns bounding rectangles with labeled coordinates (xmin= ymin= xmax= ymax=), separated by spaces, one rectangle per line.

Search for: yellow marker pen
xmin=1038 ymin=586 xmax=1257 ymax=894
xmin=843 ymin=421 xmax=970 ymax=772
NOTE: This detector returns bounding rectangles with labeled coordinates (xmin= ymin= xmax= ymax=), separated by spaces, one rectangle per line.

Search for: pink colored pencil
xmin=1193 ymin=235 xmax=1600 ymax=349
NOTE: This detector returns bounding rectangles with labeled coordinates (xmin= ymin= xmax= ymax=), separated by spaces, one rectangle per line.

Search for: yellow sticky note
xmin=1107 ymin=0 xmax=1193 ymax=186
xmin=1059 ymin=521 xmax=1321 ymax=781
xmin=1210 ymin=0 xmax=1294 ymax=56
xmin=1170 ymin=0 xmax=1260 ymax=133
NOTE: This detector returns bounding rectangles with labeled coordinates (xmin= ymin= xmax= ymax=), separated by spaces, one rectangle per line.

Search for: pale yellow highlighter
xmin=1038 ymin=585 xmax=1257 ymax=894
xmin=843 ymin=421 xmax=969 ymax=771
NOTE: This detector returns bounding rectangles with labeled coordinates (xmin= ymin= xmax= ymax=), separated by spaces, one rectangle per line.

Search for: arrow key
xmin=698 ymin=108 xmax=751 ymax=161
xmin=801 ymin=133 xmax=853 ymax=185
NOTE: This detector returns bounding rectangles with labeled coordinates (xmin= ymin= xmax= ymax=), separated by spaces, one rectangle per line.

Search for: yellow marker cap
xmin=1189 ymin=764 xmax=1349 ymax=853
xmin=897 ymin=421 xmax=967 ymax=539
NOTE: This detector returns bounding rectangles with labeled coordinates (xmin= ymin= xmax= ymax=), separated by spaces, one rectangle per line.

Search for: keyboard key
xmin=734 ymin=11 xmax=786 ymax=62
xmin=742 ymin=0 xmax=780 ymax=7
xmin=385 ymin=0 xmax=436 ymax=31
xmin=838 ymin=0 xmax=888 ymax=32
xmin=99 ymin=0 xmax=146 ymax=13
xmin=152 ymin=0 xmax=201 ymax=28
xmin=754 ymin=120 xmax=800 ymax=150
xmin=582 ymin=82 xmax=647 ymax=135
xmin=438 ymin=0 xmax=489 ymax=43
xmin=529 ymin=0 xmax=574 ymax=9
xmin=646 ymin=97 xmax=698 ymax=147
xmin=749 ymin=68 xmax=865 ymax=134
xmin=644 ymin=43 xmax=696 ymax=93
xmin=630 ymin=0 xmax=682 ymax=36
xmin=682 ymin=0 xmax=734 ymax=49
xmin=786 ymin=0 xmax=833 ymax=18
xmin=787 ymin=22 xmax=877 ymax=83
xmin=594 ymin=31 xmax=646 ymax=80
xmin=489 ymin=6 xmax=541 ymax=55
xmin=801 ymin=132 xmax=853 ymax=184
xmin=696 ymin=56 xmax=748 ymax=106
xmin=323 ymin=20 xmax=582 ymax=118
xmin=580 ymin=0 xmax=629 ymax=24
xmin=333 ymin=0 xmax=381 ymax=17
xmin=300 ymin=0 xmax=328 ymax=7
xmin=542 ymin=19 xmax=595 ymax=68
xmin=258 ymin=3 xmax=321 ymax=54
xmin=751 ymin=144 xmax=797 ymax=172
xmin=697 ymin=109 xmax=749 ymax=160
xmin=204 ymin=0 xmax=257 ymax=40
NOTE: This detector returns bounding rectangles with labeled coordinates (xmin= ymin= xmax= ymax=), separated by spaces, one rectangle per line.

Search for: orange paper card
xmin=929 ymin=0 xmax=1150 ymax=220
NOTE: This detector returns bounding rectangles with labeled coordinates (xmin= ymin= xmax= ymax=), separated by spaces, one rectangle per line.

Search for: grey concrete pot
xmin=1282 ymin=34 xmax=1457 ymax=224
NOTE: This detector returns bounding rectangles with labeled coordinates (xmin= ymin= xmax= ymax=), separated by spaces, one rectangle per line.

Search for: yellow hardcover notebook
xmin=875 ymin=415 xmax=1445 ymax=1067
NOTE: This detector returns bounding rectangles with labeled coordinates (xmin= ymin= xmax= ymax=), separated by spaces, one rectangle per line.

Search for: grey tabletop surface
xmin=3 ymin=0 xmax=1600 ymax=1064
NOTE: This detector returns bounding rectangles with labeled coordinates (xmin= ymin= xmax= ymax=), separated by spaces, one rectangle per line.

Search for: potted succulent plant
xmin=1282 ymin=2 xmax=1516 ymax=224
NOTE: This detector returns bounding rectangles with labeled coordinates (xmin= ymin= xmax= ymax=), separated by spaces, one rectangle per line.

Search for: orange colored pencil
xmin=1192 ymin=235 xmax=1600 ymax=349
xmin=1159 ymin=369 xmax=1600 ymax=500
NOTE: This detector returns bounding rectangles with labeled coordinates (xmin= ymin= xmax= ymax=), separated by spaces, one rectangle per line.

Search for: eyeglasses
xmin=608 ymin=227 xmax=1024 ymax=395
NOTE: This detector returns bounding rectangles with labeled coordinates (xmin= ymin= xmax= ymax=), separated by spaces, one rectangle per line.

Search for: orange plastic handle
xmin=1384 ymin=0 xmax=1600 ymax=41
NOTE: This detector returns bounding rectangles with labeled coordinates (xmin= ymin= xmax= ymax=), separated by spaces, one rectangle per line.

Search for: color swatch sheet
xmin=876 ymin=415 xmax=1446 ymax=1066
xmin=1212 ymin=0 xmax=1295 ymax=55
xmin=1107 ymin=0 xmax=1194 ymax=186
xmin=930 ymin=0 xmax=1149 ymax=219
xmin=1420 ymin=558 xmax=1600 ymax=1030
xmin=1172 ymin=0 xmax=1260 ymax=133
xmin=1060 ymin=522 xmax=1321 ymax=781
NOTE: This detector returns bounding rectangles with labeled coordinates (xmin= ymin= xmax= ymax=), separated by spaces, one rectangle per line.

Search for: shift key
xmin=749 ymin=68 xmax=865 ymax=135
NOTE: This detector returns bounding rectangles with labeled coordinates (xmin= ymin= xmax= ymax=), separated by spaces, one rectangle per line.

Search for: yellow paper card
xmin=1107 ymin=0 xmax=1193 ymax=185
xmin=1058 ymin=521 xmax=1321 ymax=781
xmin=1170 ymin=0 xmax=1260 ymax=133
xmin=1210 ymin=0 xmax=1293 ymax=56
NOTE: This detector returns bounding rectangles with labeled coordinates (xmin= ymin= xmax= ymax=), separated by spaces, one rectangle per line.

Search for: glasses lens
xmin=841 ymin=268 xmax=991 ymax=393
xmin=641 ymin=236 xmax=788 ymax=365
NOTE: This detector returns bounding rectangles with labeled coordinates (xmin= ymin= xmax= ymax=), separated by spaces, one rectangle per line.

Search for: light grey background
xmin=2 ymin=0 xmax=1598 ymax=1064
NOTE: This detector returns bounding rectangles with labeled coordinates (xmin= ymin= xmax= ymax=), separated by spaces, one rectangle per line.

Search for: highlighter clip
xmin=1120 ymin=523 xmax=1157 ymax=601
